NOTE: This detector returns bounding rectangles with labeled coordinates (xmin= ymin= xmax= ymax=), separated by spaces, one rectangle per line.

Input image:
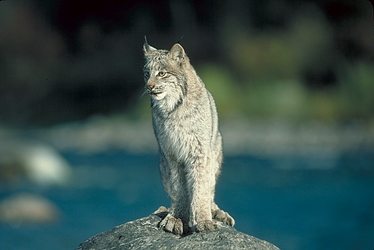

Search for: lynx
xmin=143 ymin=38 xmax=234 ymax=235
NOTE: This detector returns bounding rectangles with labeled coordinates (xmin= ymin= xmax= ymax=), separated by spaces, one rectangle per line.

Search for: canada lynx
xmin=143 ymin=38 xmax=234 ymax=235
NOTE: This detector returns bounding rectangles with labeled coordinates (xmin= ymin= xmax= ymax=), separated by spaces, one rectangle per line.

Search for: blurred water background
xmin=0 ymin=1 xmax=373 ymax=249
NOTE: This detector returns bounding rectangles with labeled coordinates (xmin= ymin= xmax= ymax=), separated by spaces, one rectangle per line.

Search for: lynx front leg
xmin=159 ymin=157 xmax=189 ymax=235
xmin=209 ymin=174 xmax=235 ymax=227
xmin=210 ymin=149 xmax=235 ymax=227
xmin=188 ymin=157 xmax=219 ymax=232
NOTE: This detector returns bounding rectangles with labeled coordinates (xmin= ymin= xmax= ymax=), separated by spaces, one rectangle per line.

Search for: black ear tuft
xmin=177 ymin=35 xmax=184 ymax=44
xmin=143 ymin=36 xmax=157 ymax=56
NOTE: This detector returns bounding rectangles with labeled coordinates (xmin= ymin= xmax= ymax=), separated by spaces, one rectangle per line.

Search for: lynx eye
xmin=144 ymin=71 xmax=150 ymax=79
xmin=157 ymin=71 xmax=167 ymax=77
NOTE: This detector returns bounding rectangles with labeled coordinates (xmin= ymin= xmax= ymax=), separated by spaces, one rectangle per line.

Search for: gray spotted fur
xmin=143 ymin=39 xmax=234 ymax=235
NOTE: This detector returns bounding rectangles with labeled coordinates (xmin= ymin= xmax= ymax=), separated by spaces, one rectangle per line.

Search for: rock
xmin=19 ymin=143 xmax=72 ymax=186
xmin=0 ymin=139 xmax=72 ymax=186
xmin=0 ymin=193 xmax=60 ymax=226
xmin=76 ymin=213 xmax=279 ymax=250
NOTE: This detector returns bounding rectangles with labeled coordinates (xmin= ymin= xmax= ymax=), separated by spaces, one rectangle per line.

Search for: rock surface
xmin=76 ymin=213 xmax=280 ymax=250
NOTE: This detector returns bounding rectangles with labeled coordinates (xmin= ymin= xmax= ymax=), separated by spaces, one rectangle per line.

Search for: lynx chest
xmin=152 ymin=111 xmax=208 ymax=162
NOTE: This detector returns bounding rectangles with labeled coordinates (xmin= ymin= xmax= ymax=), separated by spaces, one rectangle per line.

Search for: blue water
xmin=1 ymin=152 xmax=374 ymax=250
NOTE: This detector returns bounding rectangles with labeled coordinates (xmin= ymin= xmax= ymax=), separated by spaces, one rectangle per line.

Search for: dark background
xmin=0 ymin=0 xmax=373 ymax=126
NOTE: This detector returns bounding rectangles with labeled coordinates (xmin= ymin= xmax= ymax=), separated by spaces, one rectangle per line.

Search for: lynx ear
xmin=169 ymin=43 xmax=185 ymax=63
xmin=143 ymin=36 xmax=157 ymax=56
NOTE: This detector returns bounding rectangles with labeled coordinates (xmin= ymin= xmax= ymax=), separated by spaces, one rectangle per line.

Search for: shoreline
xmin=1 ymin=116 xmax=374 ymax=160
xmin=27 ymin=116 xmax=374 ymax=156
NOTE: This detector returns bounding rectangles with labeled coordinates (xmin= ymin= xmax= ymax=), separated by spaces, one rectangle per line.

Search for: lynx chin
xmin=143 ymin=38 xmax=234 ymax=235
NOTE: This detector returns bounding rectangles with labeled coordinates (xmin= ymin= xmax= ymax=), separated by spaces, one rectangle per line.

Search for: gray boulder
xmin=76 ymin=213 xmax=279 ymax=250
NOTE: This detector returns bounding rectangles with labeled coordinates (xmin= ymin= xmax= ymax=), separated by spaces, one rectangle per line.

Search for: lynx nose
xmin=146 ymin=81 xmax=155 ymax=90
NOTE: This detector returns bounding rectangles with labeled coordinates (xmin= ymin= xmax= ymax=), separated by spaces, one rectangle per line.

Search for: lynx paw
xmin=153 ymin=206 xmax=169 ymax=214
xmin=195 ymin=220 xmax=219 ymax=232
xmin=212 ymin=209 xmax=235 ymax=226
xmin=159 ymin=213 xmax=184 ymax=235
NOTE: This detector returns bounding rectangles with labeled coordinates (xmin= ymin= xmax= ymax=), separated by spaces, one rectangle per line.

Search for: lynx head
xmin=143 ymin=38 xmax=189 ymax=111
